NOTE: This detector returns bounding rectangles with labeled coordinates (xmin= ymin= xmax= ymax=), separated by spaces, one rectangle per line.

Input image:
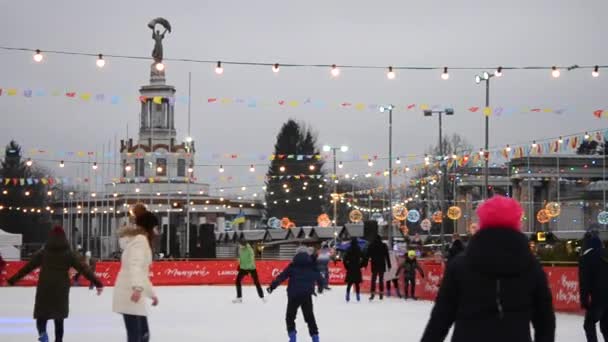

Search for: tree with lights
xmin=265 ymin=120 xmax=326 ymax=226
xmin=0 ymin=140 xmax=52 ymax=245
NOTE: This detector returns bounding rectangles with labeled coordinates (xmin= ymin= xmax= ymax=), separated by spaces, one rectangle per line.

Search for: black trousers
xmin=235 ymin=269 xmax=264 ymax=298
xmin=346 ymin=282 xmax=360 ymax=296
xmin=385 ymin=279 xmax=400 ymax=295
xmin=370 ymin=271 xmax=384 ymax=294
xmin=404 ymin=278 xmax=416 ymax=298
xmin=36 ymin=319 xmax=63 ymax=341
xmin=123 ymin=314 xmax=150 ymax=342
xmin=286 ymin=295 xmax=318 ymax=336
xmin=584 ymin=306 xmax=608 ymax=342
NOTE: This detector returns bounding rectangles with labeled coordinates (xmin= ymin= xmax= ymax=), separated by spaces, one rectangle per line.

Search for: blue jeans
xmin=123 ymin=314 xmax=149 ymax=342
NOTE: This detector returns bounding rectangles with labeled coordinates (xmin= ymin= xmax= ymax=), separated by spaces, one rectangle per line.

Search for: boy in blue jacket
xmin=267 ymin=249 xmax=324 ymax=342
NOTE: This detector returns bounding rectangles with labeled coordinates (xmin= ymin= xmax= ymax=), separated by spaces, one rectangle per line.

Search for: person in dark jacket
xmin=579 ymin=231 xmax=608 ymax=342
xmin=8 ymin=226 xmax=103 ymax=342
xmin=0 ymin=252 xmax=6 ymax=286
xmin=267 ymin=250 xmax=323 ymax=342
xmin=343 ymin=237 xmax=365 ymax=302
xmin=420 ymin=196 xmax=555 ymax=342
xmin=365 ymin=234 xmax=391 ymax=300
xmin=446 ymin=234 xmax=464 ymax=263
xmin=397 ymin=250 xmax=425 ymax=299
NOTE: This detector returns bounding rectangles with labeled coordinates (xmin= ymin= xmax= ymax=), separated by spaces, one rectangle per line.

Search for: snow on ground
xmin=0 ymin=286 xmax=585 ymax=341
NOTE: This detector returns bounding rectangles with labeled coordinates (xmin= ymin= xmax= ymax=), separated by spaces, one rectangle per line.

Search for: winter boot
xmin=288 ymin=330 xmax=297 ymax=342
xmin=369 ymin=293 xmax=375 ymax=301
xmin=312 ymin=335 xmax=320 ymax=342
xmin=356 ymin=292 xmax=361 ymax=302
xmin=38 ymin=333 xmax=49 ymax=342
xmin=345 ymin=291 xmax=350 ymax=302
xmin=379 ymin=293 xmax=384 ymax=300
xmin=386 ymin=288 xmax=391 ymax=297
xmin=232 ymin=298 xmax=243 ymax=304
xmin=396 ymin=288 xmax=402 ymax=299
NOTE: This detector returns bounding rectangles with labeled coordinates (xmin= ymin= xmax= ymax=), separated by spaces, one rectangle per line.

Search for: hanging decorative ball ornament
xmin=447 ymin=206 xmax=462 ymax=220
xmin=545 ymin=202 xmax=561 ymax=218
xmin=598 ymin=211 xmax=608 ymax=225
xmin=392 ymin=204 xmax=408 ymax=221
xmin=407 ymin=209 xmax=421 ymax=223
xmin=536 ymin=209 xmax=550 ymax=224
xmin=371 ymin=212 xmax=384 ymax=223
xmin=281 ymin=217 xmax=292 ymax=229
xmin=317 ymin=214 xmax=331 ymax=227
xmin=432 ymin=211 xmax=443 ymax=223
xmin=349 ymin=209 xmax=363 ymax=223
xmin=287 ymin=222 xmax=296 ymax=229
xmin=421 ymin=219 xmax=432 ymax=231
xmin=268 ymin=217 xmax=281 ymax=229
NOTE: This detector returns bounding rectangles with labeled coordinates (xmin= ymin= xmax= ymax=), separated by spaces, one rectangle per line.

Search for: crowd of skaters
xmin=1 ymin=197 xmax=608 ymax=341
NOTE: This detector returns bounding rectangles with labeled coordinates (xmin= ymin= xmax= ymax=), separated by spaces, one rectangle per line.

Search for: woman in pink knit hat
xmin=420 ymin=196 xmax=555 ymax=342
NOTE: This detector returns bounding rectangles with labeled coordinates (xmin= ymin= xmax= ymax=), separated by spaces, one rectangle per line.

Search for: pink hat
xmin=477 ymin=196 xmax=523 ymax=231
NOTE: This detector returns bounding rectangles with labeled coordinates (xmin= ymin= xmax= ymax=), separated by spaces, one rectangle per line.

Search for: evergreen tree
xmin=0 ymin=141 xmax=51 ymax=243
xmin=265 ymin=120 xmax=326 ymax=226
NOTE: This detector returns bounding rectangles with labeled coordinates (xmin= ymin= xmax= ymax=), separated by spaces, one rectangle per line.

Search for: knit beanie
xmin=477 ymin=195 xmax=523 ymax=231
xmin=50 ymin=226 xmax=65 ymax=237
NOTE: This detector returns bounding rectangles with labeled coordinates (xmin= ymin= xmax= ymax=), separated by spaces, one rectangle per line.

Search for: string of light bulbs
xmin=3 ymin=46 xmax=605 ymax=79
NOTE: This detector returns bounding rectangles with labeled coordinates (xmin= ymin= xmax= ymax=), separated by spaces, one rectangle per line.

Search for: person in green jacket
xmin=233 ymin=238 xmax=265 ymax=303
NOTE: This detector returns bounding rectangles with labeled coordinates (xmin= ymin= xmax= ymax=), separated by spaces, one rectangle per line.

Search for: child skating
xmin=398 ymin=250 xmax=425 ymax=300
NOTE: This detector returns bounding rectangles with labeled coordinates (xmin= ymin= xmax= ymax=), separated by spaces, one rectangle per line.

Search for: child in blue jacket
xmin=267 ymin=249 xmax=324 ymax=342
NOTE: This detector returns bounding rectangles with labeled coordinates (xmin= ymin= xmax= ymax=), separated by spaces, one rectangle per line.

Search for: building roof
xmin=239 ymin=230 xmax=266 ymax=241
xmin=265 ymin=229 xmax=292 ymax=241
xmin=341 ymin=224 xmax=364 ymax=239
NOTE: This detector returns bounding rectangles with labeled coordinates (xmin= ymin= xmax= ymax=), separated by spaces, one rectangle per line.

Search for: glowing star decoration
xmin=349 ymin=209 xmax=363 ymax=223
xmin=545 ymin=202 xmax=561 ymax=218
xmin=281 ymin=217 xmax=292 ymax=229
xmin=447 ymin=206 xmax=462 ymax=220
xmin=268 ymin=217 xmax=281 ymax=229
xmin=536 ymin=209 xmax=550 ymax=224
xmin=432 ymin=211 xmax=443 ymax=224
xmin=421 ymin=219 xmax=432 ymax=231
xmin=392 ymin=204 xmax=408 ymax=221
xmin=317 ymin=214 xmax=331 ymax=227
xmin=407 ymin=209 xmax=421 ymax=223
xmin=598 ymin=211 xmax=608 ymax=225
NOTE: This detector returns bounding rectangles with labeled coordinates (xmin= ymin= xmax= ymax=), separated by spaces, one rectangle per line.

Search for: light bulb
xmin=479 ymin=149 xmax=484 ymax=156
xmin=188 ymin=165 xmax=194 ymax=173
xmin=219 ymin=165 xmax=224 ymax=173
xmin=331 ymin=64 xmax=340 ymax=77
xmin=395 ymin=157 xmax=401 ymax=164
xmin=156 ymin=166 xmax=163 ymax=173
xmin=155 ymin=62 xmax=165 ymax=71
xmin=593 ymin=66 xmax=600 ymax=78
xmin=96 ymin=54 xmax=105 ymax=68
xmin=387 ymin=66 xmax=396 ymax=80
xmin=532 ymin=141 xmax=538 ymax=148
xmin=279 ymin=166 xmax=286 ymax=172
xmin=505 ymin=145 xmax=512 ymax=152
xmin=272 ymin=63 xmax=280 ymax=73
xmin=33 ymin=49 xmax=43 ymax=62
xmin=26 ymin=158 xmax=33 ymax=167
xmin=241 ymin=186 xmax=247 ymax=191
xmin=92 ymin=162 xmax=98 ymax=170
xmin=338 ymin=161 xmax=344 ymax=169
xmin=368 ymin=159 xmax=374 ymax=167
xmin=551 ymin=66 xmax=560 ymax=78
xmin=215 ymin=61 xmax=223 ymax=74
xmin=309 ymin=164 xmax=315 ymax=171
xmin=495 ymin=66 xmax=503 ymax=77
xmin=441 ymin=67 xmax=449 ymax=80
xmin=558 ymin=136 xmax=563 ymax=144
xmin=125 ymin=164 xmax=132 ymax=172
xmin=59 ymin=160 xmax=65 ymax=168
xmin=584 ymin=132 xmax=590 ymax=140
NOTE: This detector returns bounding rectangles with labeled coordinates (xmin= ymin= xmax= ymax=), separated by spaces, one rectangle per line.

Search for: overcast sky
xmin=1 ymin=0 xmax=607 ymax=194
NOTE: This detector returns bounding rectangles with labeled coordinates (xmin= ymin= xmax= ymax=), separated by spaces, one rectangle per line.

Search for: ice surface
xmin=0 ymin=286 xmax=586 ymax=341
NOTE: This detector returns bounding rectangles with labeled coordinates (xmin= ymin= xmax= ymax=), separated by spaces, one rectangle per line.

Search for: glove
xmin=266 ymin=287 xmax=273 ymax=294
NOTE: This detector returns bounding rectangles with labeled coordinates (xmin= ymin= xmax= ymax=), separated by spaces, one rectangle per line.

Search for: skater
xmin=113 ymin=210 xmax=160 ymax=342
xmin=384 ymin=247 xmax=401 ymax=298
xmin=267 ymin=248 xmax=323 ymax=342
xmin=579 ymin=230 xmax=608 ymax=342
xmin=421 ymin=196 xmax=555 ymax=342
xmin=343 ymin=237 xmax=365 ymax=302
xmin=365 ymin=234 xmax=391 ymax=300
xmin=316 ymin=245 xmax=332 ymax=290
xmin=398 ymin=250 xmax=424 ymax=299
xmin=446 ymin=233 xmax=464 ymax=263
xmin=73 ymin=250 xmax=97 ymax=289
xmin=7 ymin=226 xmax=103 ymax=342
xmin=233 ymin=238 xmax=265 ymax=303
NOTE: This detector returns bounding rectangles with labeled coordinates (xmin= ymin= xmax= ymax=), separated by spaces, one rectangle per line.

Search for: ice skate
xmin=38 ymin=333 xmax=48 ymax=342
xmin=261 ymin=297 xmax=268 ymax=303
xmin=312 ymin=334 xmax=320 ymax=342
xmin=356 ymin=293 xmax=361 ymax=302
xmin=369 ymin=293 xmax=375 ymax=301
xmin=345 ymin=292 xmax=350 ymax=302
xmin=288 ymin=330 xmax=297 ymax=342
xmin=379 ymin=293 xmax=384 ymax=300
xmin=232 ymin=298 xmax=243 ymax=304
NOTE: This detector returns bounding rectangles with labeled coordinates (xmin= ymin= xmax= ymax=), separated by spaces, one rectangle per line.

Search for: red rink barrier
xmin=2 ymin=260 xmax=581 ymax=313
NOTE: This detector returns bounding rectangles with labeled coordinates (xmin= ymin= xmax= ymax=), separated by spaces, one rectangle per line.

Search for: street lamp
xmin=379 ymin=104 xmax=395 ymax=248
xmin=423 ymin=108 xmax=454 ymax=248
xmin=322 ymin=144 xmax=349 ymax=244
xmin=474 ymin=68 xmax=500 ymax=200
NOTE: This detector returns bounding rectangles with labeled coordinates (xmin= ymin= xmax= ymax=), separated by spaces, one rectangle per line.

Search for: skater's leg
xmin=36 ymin=319 xmax=47 ymax=338
xmin=250 ymin=269 xmax=264 ymax=298
xmin=404 ymin=278 xmax=410 ymax=298
xmin=301 ymin=296 xmax=319 ymax=337
xmin=378 ymin=273 xmax=385 ymax=299
xmin=355 ymin=283 xmax=361 ymax=301
xmin=323 ymin=269 xmax=330 ymax=289
xmin=385 ymin=280 xmax=391 ymax=297
xmin=584 ymin=309 xmax=599 ymax=342
xmin=346 ymin=282 xmax=352 ymax=301
xmin=235 ymin=269 xmax=246 ymax=298
xmin=393 ymin=279 xmax=402 ymax=298
xmin=54 ymin=319 xmax=64 ymax=342
xmin=285 ymin=298 xmax=300 ymax=335
xmin=410 ymin=279 xmax=417 ymax=299
xmin=141 ymin=316 xmax=150 ymax=342
xmin=123 ymin=314 xmax=139 ymax=342
xmin=370 ymin=272 xmax=377 ymax=294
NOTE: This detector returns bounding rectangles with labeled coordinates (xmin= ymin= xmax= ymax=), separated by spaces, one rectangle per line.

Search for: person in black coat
xmin=8 ymin=226 xmax=103 ymax=342
xmin=579 ymin=231 xmax=608 ymax=342
xmin=446 ymin=234 xmax=464 ymax=263
xmin=343 ymin=237 xmax=365 ymax=302
xmin=267 ymin=250 xmax=323 ymax=342
xmin=421 ymin=196 xmax=555 ymax=342
xmin=365 ymin=234 xmax=391 ymax=300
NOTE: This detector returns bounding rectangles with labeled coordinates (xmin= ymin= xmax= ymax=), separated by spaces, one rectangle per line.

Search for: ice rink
xmin=0 ymin=286 xmax=586 ymax=341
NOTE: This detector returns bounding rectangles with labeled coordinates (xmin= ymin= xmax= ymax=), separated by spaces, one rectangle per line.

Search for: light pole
xmin=379 ymin=105 xmax=394 ymax=248
xmin=423 ymin=108 xmax=454 ymax=248
xmin=475 ymin=68 xmax=501 ymax=200
xmin=322 ymin=144 xmax=349 ymax=245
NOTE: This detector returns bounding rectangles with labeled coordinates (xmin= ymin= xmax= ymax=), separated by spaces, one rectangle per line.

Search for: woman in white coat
xmin=113 ymin=210 xmax=159 ymax=342
xmin=384 ymin=247 xmax=402 ymax=298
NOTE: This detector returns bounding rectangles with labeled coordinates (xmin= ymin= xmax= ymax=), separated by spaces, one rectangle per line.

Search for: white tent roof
xmin=0 ymin=229 xmax=22 ymax=246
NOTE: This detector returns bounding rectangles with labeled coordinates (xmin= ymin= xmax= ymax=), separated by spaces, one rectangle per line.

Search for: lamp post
xmin=423 ymin=108 xmax=454 ymax=248
xmin=475 ymin=69 xmax=501 ymax=200
xmin=322 ymin=144 xmax=349 ymax=245
xmin=379 ymin=105 xmax=394 ymax=248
